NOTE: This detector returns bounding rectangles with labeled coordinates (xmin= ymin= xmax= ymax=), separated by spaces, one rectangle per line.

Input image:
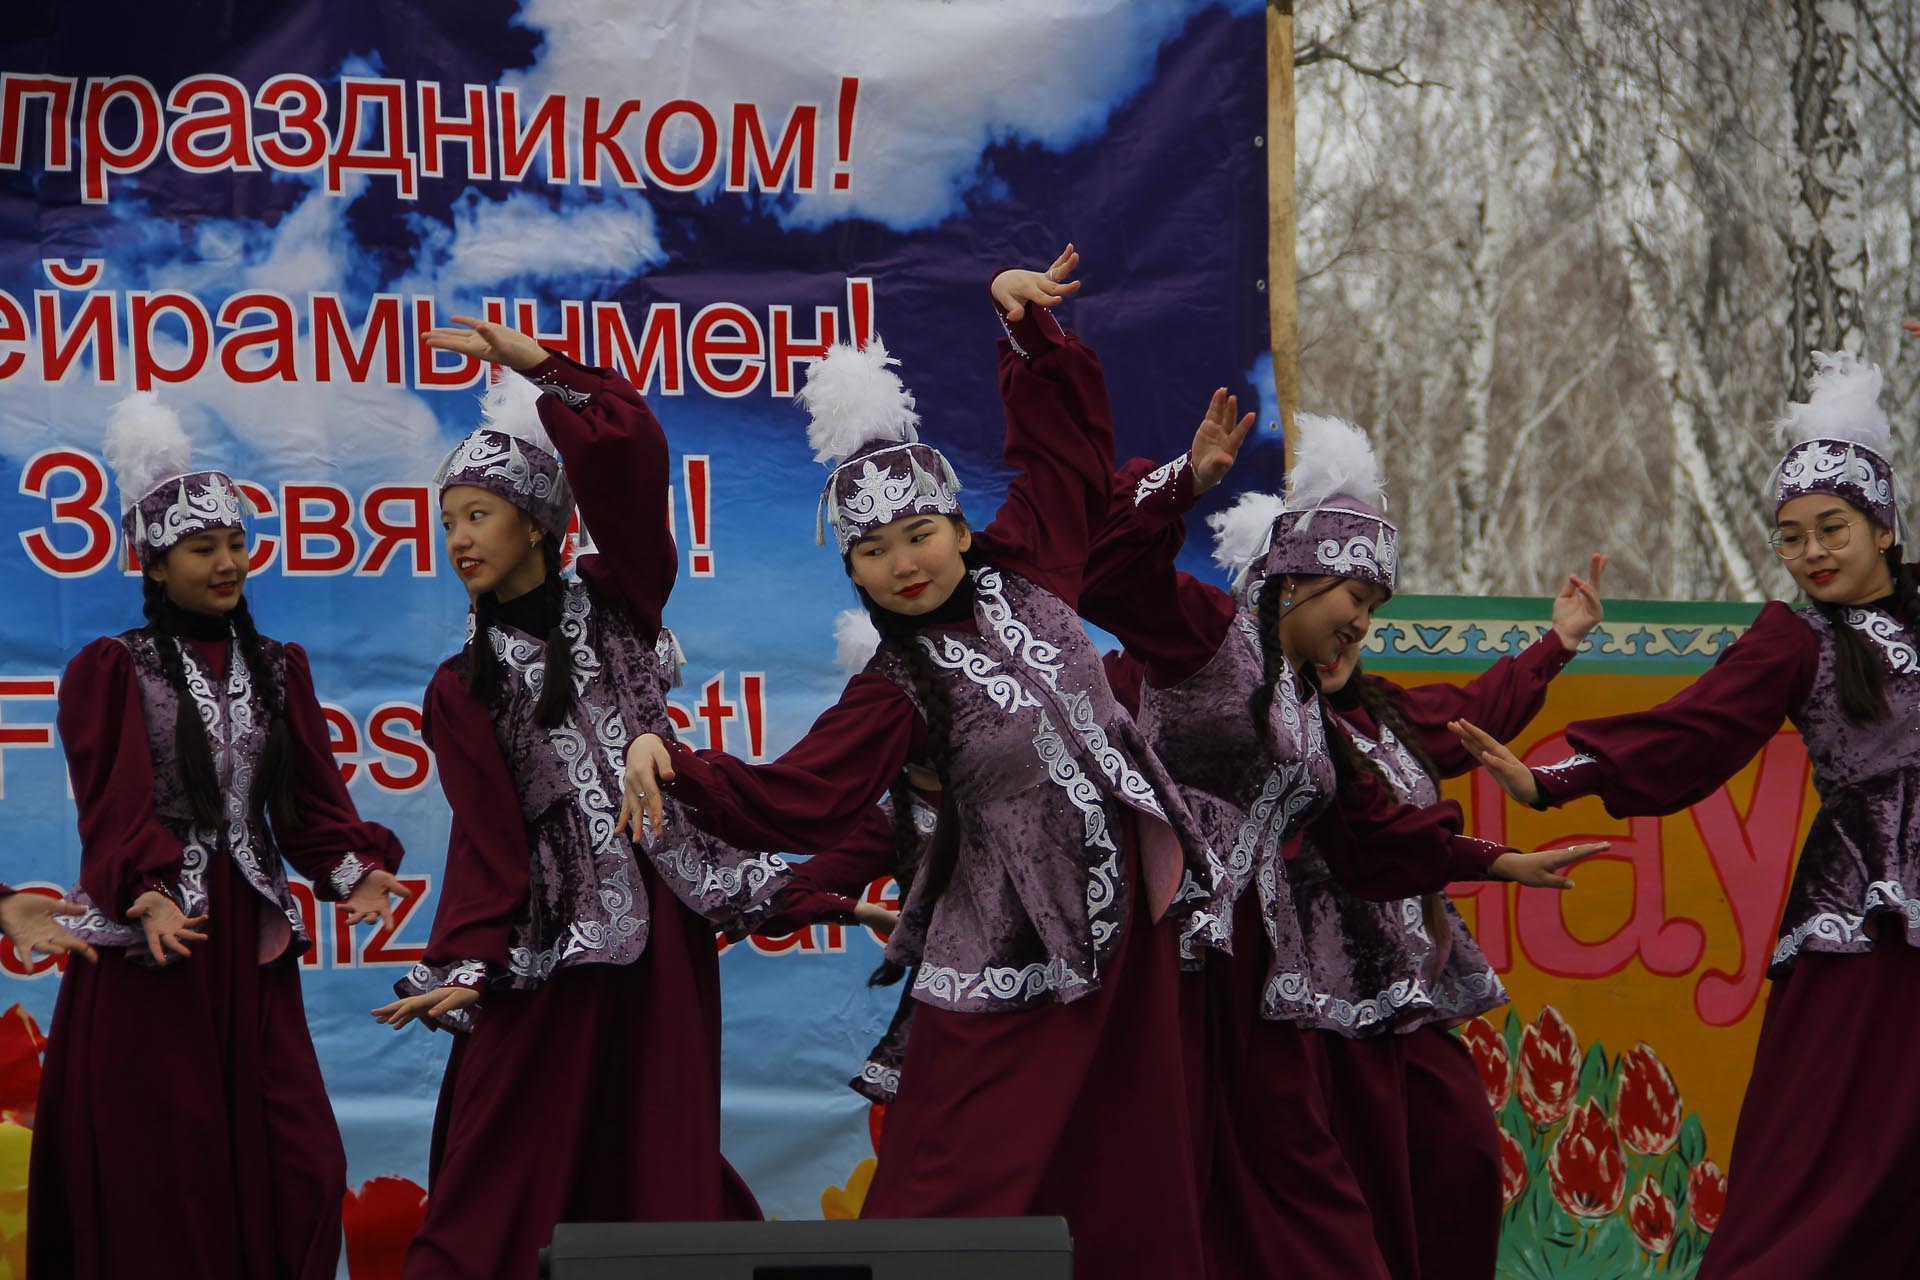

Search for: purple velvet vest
xmin=869 ymin=567 xmax=1221 ymax=1014
xmin=67 ymin=629 xmax=335 ymax=966
xmin=1137 ymin=611 xmax=1330 ymax=1019
xmin=403 ymin=580 xmax=786 ymax=1003
xmin=1293 ymin=716 xmax=1507 ymax=1035
xmin=1772 ymin=607 xmax=1920 ymax=972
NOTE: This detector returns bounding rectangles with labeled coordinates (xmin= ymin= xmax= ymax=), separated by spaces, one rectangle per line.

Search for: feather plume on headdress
xmin=1283 ymin=412 xmax=1387 ymax=511
xmin=1770 ymin=350 xmax=1892 ymax=454
xmin=102 ymin=392 xmax=193 ymax=513
xmin=478 ymin=370 xmax=563 ymax=461
xmin=833 ymin=608 xmax=883 ymax=677
xmin=1207 ymin=491 xmax=1288 ymax=581
xmin=800 ymin=337 xmax=920 ymax=464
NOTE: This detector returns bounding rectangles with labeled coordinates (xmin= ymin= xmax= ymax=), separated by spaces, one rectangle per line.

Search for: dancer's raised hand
xmin=992 ymin=244 xmax=1082 ymax=321
xmin=1449 ymin=718 xmax=1543 ymax=807
xmin=1551 ymin=554 xmax=1608 ymax=651
xmin=1192 ymin=388 xmax=1257 ymax=495
xmin=423 ymin=316 xmax=549 ymax=372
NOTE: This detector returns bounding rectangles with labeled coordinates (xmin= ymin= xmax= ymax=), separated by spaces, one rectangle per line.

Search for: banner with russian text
xmin=0 ymin=3 xmax=1783 ymax=1277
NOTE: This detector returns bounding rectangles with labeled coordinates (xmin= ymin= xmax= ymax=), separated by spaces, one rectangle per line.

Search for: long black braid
xmin=462 ymin=532 xmax=577 ymax=729
xmin=530 ymin=536 xmax=577 ymax=729
xmin=1817 ymin=542 xmax=1920 ymax=727
xmin=1248 ymin=577 xmax=1386 ymax=791
xmin=1348 ymin=666 xmax=1444 ymax=788
xmin=229 ymin=595 xmax=298 ymax=829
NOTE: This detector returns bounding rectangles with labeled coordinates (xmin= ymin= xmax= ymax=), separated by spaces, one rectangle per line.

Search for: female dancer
xmin=29 ymin=393 xmax=408 ymax=1280
xmin=0 ymin=889 xmax=96 ymax=964
xmin=1456 ymin=351 xmax=1920 ymax=1278
xmin=622 ymin=249 xmax=1222 ymax=1279
xmin=371 ymin=320 xmax=788 ymax=1279
xmin=1082 ymin=405 xmax=1603 ymax=1279
xmin=1295 ymin=556 xmax=1603 ymax=1279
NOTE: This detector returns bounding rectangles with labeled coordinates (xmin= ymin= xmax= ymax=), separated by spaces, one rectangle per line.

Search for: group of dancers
xmin=5 ymin=246 xmax=1917 ymax=1279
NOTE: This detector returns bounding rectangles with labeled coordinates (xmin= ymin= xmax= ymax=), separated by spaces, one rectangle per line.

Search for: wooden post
xmin=1267 ymin=0 xmax=1298 ymax=473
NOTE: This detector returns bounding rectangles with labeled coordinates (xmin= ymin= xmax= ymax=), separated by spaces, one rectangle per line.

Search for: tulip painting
xmin=1516 ymin=1006 xmax=1581 ymax=1127
xmin=1627 ymin=1176 xmax=1678 ymax=1255
xmin=1548 ymin=1100 xmax=1628 ymax=1219
xmin=1461 ymin=1014 xmax=1513 ymax=1111
xmin=1469 ymin=1005 xmax=1724 ymax=1278
xmin=1688 ymin=1160 xmax=1727 ymax=1234
xmin=1615 ymin=1043 xmax=1683 ymax=1156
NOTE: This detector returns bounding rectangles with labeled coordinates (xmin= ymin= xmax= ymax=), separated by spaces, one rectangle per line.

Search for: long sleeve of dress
xmin=663 ymin=672 xmax=923 ymax=855
xmin=1385 ymin=633 xmax=1576 ymax=776
xmin=1080 ymin=454 xmax=1237 ymax=687
xmin=1532 ymin=600 xmax=1816 ymax=817
xmin=414 ymin=664 xmax=535 ymax=991
xmin=967 ymin=303 xmax=1115 ymax=606
xmin=1311 ymin=764 xmax=1508 ymax=901
xmin=521 ymin=351 xmax=677 ymax=640
xmin=273 ymin=643 xmax=404 ymax=898
xmin=753 ymin=822 xmax=899 ymax=935
xmin=58 ymin=638 xmax=186 ymax=921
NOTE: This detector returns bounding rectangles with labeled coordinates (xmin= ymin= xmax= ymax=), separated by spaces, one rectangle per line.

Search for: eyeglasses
xmin=1767 ymin=517 xmax=1857 ymax=560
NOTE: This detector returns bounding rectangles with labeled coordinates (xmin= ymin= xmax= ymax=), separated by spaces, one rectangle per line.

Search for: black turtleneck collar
xmin=151 ymin=597 xmax=233 ymax=641
xmin=863 ymin=570 xmax=978 ymax=638
xmin=1327 ymin=676 xmax=1365 ymax=713
xmin=490 ymin=576 xmax=563 ymax=637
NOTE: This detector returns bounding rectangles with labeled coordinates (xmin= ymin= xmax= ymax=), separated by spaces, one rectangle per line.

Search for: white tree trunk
xmin=1787 ymin=0 xmax=1869 ymax=386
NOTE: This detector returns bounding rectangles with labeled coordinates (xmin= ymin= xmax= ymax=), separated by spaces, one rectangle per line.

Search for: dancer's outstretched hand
xmin=1489 ymin=842 xmax=1608 ymax=890
xmin=854 ymin=900 xmax=900 ymax=936
xmin=618 ymin=733 xmax=675 ymax=842
xmin=127 ymin=891 xmax=209 ymax=964
xmin=0 ymin=893 xmax=97 ymax=965
xmin=341 ymin=869 xmax=413 ymax=931
xmin=371 ymin=985 xmax=481 ymax=1030
xmin=1449 ymin=718 xmax=1543 ymax=807
xmin=1551 ymin=554 xmax=1608 ymax=651
xmin=991 ymin=244 xmax=1082 ymax=321
xmin=1191 ymin=388 xmax=1257 ymax=496
xmin=424 ymin=316 xmax=548 ymax=372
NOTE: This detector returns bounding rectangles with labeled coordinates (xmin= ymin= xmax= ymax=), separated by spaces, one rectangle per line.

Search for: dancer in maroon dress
xmin=1301 ymin=558 xmax=1602 ymax=1280
xmin=1457 ymin=350 xmax=1920 ymax=1279
xmin=622 ymin=248 xmax=1221 ymax=1280
xmin=371 ymin=320 xmax=787 ymax=1280
xmin=1082 ymin=407 xmax=1604 ymax=1280
xmin=29 ymin=393 xmax=409 ymax=1280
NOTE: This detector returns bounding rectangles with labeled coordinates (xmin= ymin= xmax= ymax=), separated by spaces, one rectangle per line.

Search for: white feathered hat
xmin=1769 ymin=351 xmax=1902 ymax=539
xmin=800 ymin=337 xmax=963 ymax=551
xmin=1216 ymin=413 xmax=1397 ymax=604
xmin=103 ymin=392 xmax=246 ymax=557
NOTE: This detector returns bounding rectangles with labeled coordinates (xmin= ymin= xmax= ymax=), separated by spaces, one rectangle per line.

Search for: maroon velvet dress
xmin=399 ymin=356 xmax=764 ymax=1280
xmin=30 ymin=620 xmax=403 ymax=1280
xmin=657 ymin=308 xmax=1206 ymax=1280
xmin=1532 ymin=598 xmax=1920 ymax=1278
xmin=1081 ymin=458 xmax=1510 ymax=1280
xmin=1316 ymin=642 xmax=1570 ymax=1280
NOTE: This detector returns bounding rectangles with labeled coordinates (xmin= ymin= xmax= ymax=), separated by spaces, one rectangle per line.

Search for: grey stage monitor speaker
xmin=539 ymin=1217 xmax=1074 ymax=1279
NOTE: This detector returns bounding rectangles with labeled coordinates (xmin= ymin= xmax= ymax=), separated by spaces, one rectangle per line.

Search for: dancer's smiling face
xmin=1774 ymin=494 xmax=1894 ymax=607
xmin=1275 ymin=574 xmax=1384 ymax=673
xmin=847 ymin=513 xmax=972 ymax=617
xmin=146 ymin=526 xmax=249 ymax=616
xmin=441 ymin=485 xmax=546 ymax=602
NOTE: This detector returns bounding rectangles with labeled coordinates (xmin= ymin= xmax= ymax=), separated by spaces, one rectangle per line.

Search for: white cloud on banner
xmin=397 ymin=189 xmax=666 ymax=296
xmin=504 ymin=0 xmax=1259 ymax=230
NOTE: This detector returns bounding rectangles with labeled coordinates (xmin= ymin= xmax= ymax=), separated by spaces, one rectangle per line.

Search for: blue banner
xmin=0 ymin=0 xmax=1273 ymax=1265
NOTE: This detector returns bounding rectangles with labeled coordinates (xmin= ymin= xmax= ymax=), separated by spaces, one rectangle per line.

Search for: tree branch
xmin=1294 ymin=38 xmax=1450 ymax=89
